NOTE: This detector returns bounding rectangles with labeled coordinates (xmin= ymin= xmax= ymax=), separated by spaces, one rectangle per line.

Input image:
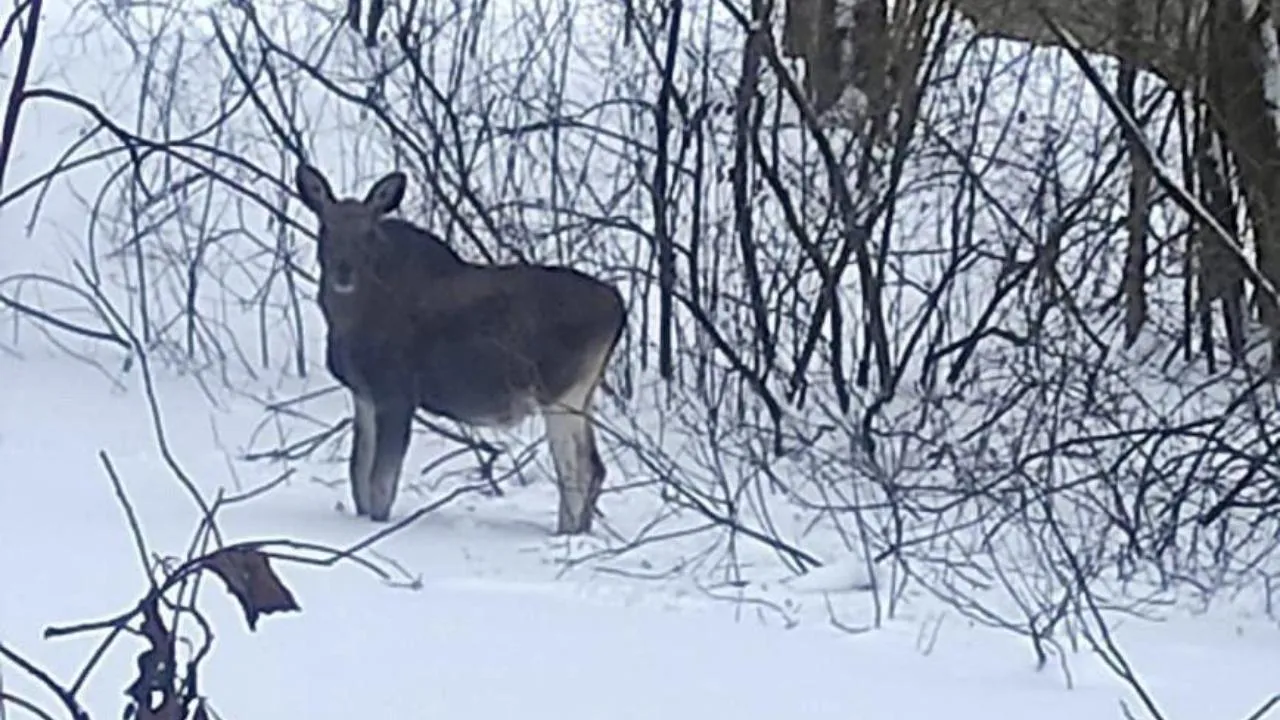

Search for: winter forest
xmin=1 ymin=0 xmax=1279 ymax=718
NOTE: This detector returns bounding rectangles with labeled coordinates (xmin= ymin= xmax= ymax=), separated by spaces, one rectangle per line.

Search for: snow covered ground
xmin=2 ymin=1 xmax=1279 ymax=719
xmin=0 ymin=349 xmax=1276 ymax=720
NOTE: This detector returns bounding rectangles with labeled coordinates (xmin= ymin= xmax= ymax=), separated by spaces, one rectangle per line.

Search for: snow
xmin=3 ymin=1 xmax=1280 ymax=719
xmin=0 ymin=353 xmax=1276 ymax=720
xmin=819 ymin=85 xmax=869 ymax=129
xmin=781 ymin=551 xmax=878 ymax=593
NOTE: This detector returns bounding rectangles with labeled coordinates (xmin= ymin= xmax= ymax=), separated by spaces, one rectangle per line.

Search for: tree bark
xmin=784 ymin=0 xmax=1280 ymax=366
xmin=943 ymin=0 xmax=1206 ymax=90
xmin=1202 ymin=0 xmax=1280 ymax=368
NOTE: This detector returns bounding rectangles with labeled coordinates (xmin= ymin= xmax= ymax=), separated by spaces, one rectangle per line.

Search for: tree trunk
xmin=1202 ymin=0 xmax=1280 ymax=368
xmin=941 ymin=0 xmax=1205 ymax=90
xmin=782 ymin=0 xmax=1280 ymax=367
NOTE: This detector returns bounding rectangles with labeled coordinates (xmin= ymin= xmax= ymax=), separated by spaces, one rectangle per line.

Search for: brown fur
xmin=295 ymin=163 xmax=625 ymax=534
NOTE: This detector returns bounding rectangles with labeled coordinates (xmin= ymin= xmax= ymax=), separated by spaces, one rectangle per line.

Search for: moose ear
xmin=295 ymin=164 xmax=336 ymax=216
xmin=363 ymin=171 xmax=407 ymax=216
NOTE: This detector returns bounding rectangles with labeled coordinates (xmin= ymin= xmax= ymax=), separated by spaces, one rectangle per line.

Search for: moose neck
xmin=318 ymin=217 xmax=470 ymax=339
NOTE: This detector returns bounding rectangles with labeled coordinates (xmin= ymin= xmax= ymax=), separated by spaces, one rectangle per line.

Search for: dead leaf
xmin=126 ymin=600 xmax=180 ymax=720
xmin=203 ymin=547 xmax=301 ymax=630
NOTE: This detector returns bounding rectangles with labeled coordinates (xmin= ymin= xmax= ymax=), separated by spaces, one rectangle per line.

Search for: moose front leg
xmin=349 ymin=392 xmax=378 ymax=516
xmin=365 ymin=396 xmax=414 ymax=522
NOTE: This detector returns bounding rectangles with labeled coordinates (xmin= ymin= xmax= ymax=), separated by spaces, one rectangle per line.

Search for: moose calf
xmin=295 ymin=163 xmax=625 ymax=535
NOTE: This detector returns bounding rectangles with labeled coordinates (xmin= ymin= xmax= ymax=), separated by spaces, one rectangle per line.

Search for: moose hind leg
xmin=366 ymin=397 xmax=414 ymax=522
xmin=544 ymin=338 xmax=616 ymax=535
xmin=349 ymin=392 xmax=378 ymax=516
xmin=545 ymin=407 xmax=605 ymax=535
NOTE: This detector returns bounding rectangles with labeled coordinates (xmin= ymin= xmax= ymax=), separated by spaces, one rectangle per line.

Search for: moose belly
xmin=412 ymin=343 xmax=542 ymax=428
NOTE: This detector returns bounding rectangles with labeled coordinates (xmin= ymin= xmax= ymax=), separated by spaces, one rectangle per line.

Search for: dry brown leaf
xmin=203 ymin=547 xmax=301 ymax=630
xmin=126 ymin=599 xmax=180 ymax=720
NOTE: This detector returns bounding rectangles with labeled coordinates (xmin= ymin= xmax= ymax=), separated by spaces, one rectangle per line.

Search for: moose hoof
xmin=554 ymin=518 xmax=592 ymax=536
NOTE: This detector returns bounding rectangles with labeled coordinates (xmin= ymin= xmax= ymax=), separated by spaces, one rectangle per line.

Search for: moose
xmin=294 ymin=163 xmax=626 ymax=535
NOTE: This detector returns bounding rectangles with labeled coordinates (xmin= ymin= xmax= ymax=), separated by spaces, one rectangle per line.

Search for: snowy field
xmin=0 ymin=350 xmax=1276 ymax=720
xmin=3 ymin=0 xmax=1280 ymax=718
